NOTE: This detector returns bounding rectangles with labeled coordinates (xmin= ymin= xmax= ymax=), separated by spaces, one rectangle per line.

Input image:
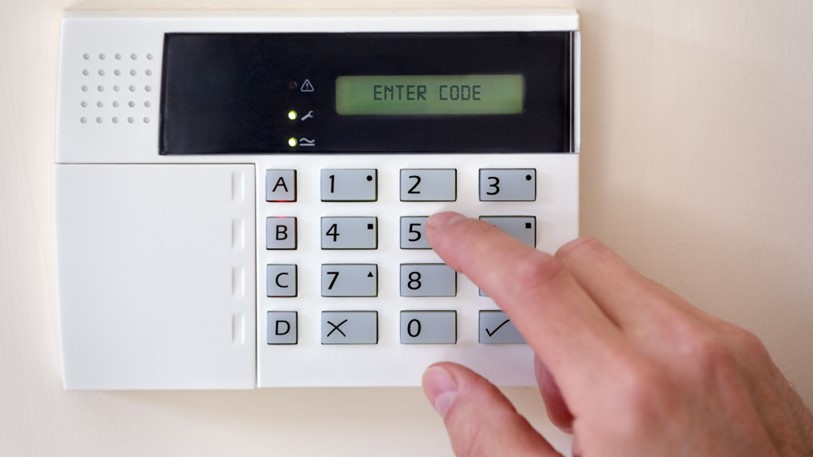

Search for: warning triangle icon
xmin=300 ymin=79 xmax=315 ymax=93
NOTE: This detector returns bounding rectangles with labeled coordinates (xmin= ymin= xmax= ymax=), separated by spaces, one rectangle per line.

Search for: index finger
xmin=426 ymin=212 xmax=625 ymax=390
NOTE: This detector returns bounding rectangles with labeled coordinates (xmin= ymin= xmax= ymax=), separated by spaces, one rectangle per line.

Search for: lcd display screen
xmin=336 ymin=75 xmax=524 ymax=115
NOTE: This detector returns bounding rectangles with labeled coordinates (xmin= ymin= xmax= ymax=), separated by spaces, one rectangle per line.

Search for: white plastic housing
xmin=56 ymin=11 xmax=580 ymax=389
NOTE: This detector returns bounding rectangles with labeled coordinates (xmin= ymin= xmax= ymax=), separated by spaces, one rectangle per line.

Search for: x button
xmin=326 ymin=319 xmax=348 ymax=338
xmin=321 ymin=311 xmax=378 ymax=345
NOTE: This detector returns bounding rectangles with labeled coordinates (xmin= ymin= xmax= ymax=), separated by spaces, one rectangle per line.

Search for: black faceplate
xmin=160 ymin=32 xmax=573 ymax=154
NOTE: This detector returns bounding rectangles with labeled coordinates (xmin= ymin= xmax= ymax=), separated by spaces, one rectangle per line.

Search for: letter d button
xmin=267 ymin=312 xmax=297 ymax=345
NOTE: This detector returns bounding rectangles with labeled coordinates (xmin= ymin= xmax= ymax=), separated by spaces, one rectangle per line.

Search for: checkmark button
xmin=479 ymin=311 xmax=526 ymax=344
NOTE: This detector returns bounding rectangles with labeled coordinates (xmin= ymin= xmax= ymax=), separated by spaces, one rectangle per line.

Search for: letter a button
xmin=266 ymin=169 xmax=296 ymax=202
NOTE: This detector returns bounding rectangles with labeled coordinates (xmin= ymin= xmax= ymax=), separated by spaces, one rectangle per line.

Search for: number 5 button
xmin=400 ymin=216 xmax=428 ymax=249
xmin=479 ymin=168 xmax=536 ymax=201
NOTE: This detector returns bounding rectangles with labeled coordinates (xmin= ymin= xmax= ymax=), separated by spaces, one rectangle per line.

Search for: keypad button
xmin=479 ymin=311 xmax=526 ymax=344
xmin=265 ymin=169 xmax=296 ymax=202
xmin=400 ymin=216 xmax=429 ymax=249
xmin=321 ymin=311 xmax=378 ymax=345
xmin=266 ymin=264 xmax=297 ymax=297
xmin=266 ymin=217 xmax=297 ymax=250
xmin=321 ymin=217 xmax=378 ymax=250
xmin=267 ymin=311 xmax=298 ymax=345
xmin=400 ymin=264 xmax=457 ymax=297
xmin=479 ymin=168 xmax=536 ymax=201
xmin=400 ymin=169 xmax=456 ymax=201
xmin=479 ymin=216 xmax=536 ymax=248
xmin=321 ymin=169 xmax=377 ymax=201
xmin=321 ymin=264 xmax=378 ymax=297
xmin=400 ymin=311 xmax=457 ymax=344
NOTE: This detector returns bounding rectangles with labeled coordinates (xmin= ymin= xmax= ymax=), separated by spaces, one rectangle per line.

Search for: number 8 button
xmin=399 ymin=264 xmax=457 ymax=297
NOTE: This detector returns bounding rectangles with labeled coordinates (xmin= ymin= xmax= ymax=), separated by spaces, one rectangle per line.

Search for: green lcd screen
xmin=335 ymin=75 xmax=524 ymax=116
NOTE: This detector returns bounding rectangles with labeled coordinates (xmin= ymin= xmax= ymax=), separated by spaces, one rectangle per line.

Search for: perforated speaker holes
xmin=79 ymin=51 xmax=157 ymax=125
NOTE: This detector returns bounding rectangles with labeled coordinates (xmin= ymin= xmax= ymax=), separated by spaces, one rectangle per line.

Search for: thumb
xmin=422 ymin=362 xmax=562 ymax=457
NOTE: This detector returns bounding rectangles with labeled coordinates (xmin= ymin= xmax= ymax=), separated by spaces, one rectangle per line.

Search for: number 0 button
xmin=321 ymin=169 xmax=377 ymax=201
xmin=479 ymin=168 xmax=536 ymax=201
xmin=400 ymin=311 xmax=457 ymax=344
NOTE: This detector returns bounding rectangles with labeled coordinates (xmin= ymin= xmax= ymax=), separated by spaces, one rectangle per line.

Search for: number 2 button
xmin=400 ymin=169 xmax=456 ymax=201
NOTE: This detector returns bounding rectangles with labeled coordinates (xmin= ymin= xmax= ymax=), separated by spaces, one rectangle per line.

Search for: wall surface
xmin=1 ymin=1 xmax=811 ymax=456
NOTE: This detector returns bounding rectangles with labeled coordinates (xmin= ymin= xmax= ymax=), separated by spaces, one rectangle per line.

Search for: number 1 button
xmin=321 ymin=169 xmax=377 ymax=201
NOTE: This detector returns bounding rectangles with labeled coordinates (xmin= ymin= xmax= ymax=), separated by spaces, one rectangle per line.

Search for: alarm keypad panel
xmin=56 ymin=12 xmax=579 ymax=389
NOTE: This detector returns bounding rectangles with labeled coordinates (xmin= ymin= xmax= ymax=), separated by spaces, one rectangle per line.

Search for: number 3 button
xmin=479 ymin=168 xmax=536 ymax=201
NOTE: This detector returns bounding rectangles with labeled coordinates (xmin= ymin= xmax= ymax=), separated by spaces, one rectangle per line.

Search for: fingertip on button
xmin=427 ymin=212 xmax=468 ymax=229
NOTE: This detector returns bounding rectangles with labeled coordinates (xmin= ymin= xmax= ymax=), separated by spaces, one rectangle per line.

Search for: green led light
xmin=287 ymin=110 xmax=298 ymax=120
xmin=287 ymin=137 xmax=298 ymax=148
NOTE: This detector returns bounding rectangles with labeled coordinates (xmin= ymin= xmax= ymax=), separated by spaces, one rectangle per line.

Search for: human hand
xmin=421 ymin=212 xmax=813 ymax=456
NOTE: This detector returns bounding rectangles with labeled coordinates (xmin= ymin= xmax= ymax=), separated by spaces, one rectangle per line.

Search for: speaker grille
xmin=76 ymin=51 xmax=159 ymax=125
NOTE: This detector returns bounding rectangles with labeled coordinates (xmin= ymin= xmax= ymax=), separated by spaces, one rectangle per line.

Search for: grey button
xmin=266 ymin=264 xmax=297 ymax=297
xmin=479 ymin=311 xmax=525 ymax=344
xmin=321 ymin=264 xmax=378 ymax=297
xmin=400 ymin=311 xmax=457 ymax=344
xmin=267 ymin=311 xmax=297 ymax=345
xmin=265 ymin=169 xmax=296 ymax=202
xmin=479 ymin=216 xmax=536 ymax=248
xmin=321 ymin=169 xmax=377 ymax=201
xmin=479 ymin=169 xmax=536 ymax=201
xmin=321 ymin=217 xmax=377 ymax=250
xmin=400 ymin=216 xmax=429 ymax=249
xmin=400 ymin=264 xmax=456 ymax=297
xmin=400 ymin=169 xmax=456 ymax=201
xmin=322 ymin=311 xmax=378 ymax=344
xmin=266 ymin=217 xmax=297 ymax=250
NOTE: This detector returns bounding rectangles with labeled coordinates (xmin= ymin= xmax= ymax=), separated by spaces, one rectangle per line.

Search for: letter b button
xmin=266 ymin=217 xmax=297 ymax=250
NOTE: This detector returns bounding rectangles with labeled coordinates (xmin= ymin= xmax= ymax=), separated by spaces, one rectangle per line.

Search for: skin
xmin=421 ymin=211 xmax=813 ymax=457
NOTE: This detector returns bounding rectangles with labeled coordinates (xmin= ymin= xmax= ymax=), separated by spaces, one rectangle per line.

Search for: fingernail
xmin=423 ymin=366 xmax=458 ymax=417
xmin=427 ymin=212 xmax=467 ymax=229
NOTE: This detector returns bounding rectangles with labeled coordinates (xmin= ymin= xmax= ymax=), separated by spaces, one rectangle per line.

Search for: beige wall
xmin=1 ymin=1 xmax=811 ymax=455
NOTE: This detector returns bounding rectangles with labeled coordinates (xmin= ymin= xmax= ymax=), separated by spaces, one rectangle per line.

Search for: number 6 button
xmin=479 ymin=168 xmax=536 ymax=201
xmin=400 ymin=264 xmax=456 ymax=297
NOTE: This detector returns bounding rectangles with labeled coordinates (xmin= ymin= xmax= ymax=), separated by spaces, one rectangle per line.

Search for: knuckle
xmin=728 ymin=327 xmax=769 ymax=359
xmin=555 ymin=236 xmax=604 ymax=262
xmin=678 ymin=327 xmax=744 ymax=383
xmin=509 ymin=251 xmax=564 ymax=294
xmin=724 ymin=326 xmax=775 ymax=373
xmin=613 ymin=360 xmax=676 ymax=432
